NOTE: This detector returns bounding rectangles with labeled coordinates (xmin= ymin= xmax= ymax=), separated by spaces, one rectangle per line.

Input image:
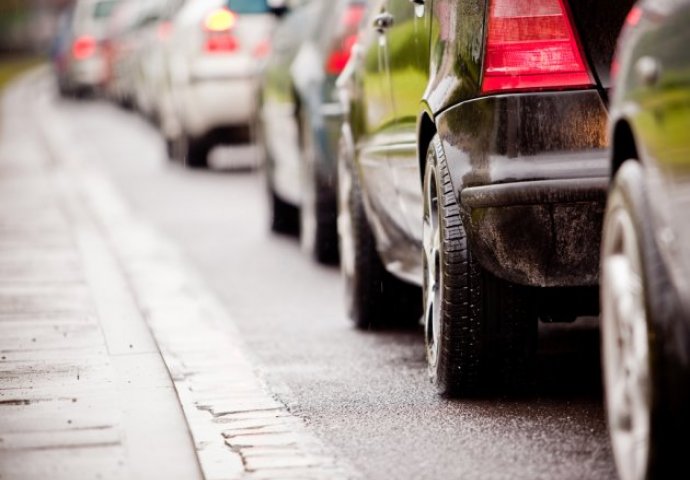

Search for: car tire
xmin=337 ymin=136 xmax=421 ymax=329
xmin=175 ymin=135 xmax=209 ymax=169
xmin=601 ymin=160 xmax=686 ymax=480
xmin=165 ymin=137 xmax=175 ymax=162
xmin=423 ymin=135 xmax=537 ymax=396
xmin=270 ymin=188 xmax=299 ymax=235
xmin=299 ymin=111 xmax=339 ymax=265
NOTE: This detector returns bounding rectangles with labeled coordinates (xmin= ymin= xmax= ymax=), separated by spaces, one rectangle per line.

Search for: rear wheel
xmin=270 ymin=189 xmax=299 ymax=235
xmin=173 ymin=134 xmax=210 ymax=169
xmin=337 ymin=136 xmax=420 ymax=329
xmin=601 ymin=160 xmax=685 ymax=480
xmin=185 ymin=137 xmax=210 ymax=169
xmin=423 ymin=135 xmax=537 ymax=396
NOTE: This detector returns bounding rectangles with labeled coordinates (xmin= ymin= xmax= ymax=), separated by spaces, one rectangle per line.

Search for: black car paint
xmin=347 ymin=0 xmax=634 ymax=294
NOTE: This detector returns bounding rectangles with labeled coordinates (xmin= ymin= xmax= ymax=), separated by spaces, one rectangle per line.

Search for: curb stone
xmin=36 ymin=71 xmax=358 ymax=480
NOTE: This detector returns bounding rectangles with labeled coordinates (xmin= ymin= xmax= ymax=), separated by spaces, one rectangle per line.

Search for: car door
xmin=629 ymin=0 xmax=690 ymax=284
xmin=384 ymin=0 xmax=431 ymax=281
xmin=355 ymin=0 xmax=406 ymax=260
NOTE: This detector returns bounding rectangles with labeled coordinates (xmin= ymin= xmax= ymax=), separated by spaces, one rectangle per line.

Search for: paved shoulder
xmin=29 ymin=69 xmax=357 ymax=480
xmin=0 ymin=69 xmax=204 ymax=480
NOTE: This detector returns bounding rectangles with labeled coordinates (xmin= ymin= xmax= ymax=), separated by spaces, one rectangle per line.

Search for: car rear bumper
xmin=178 ymin=76 xmax=258 ymax=138
xmin=69 ymin=56 xmax=107 ymax=88
xmin=437 ymin=89 xmax=610 ymax=287
xmin=461 ymin=178 xmax=606 ymax=287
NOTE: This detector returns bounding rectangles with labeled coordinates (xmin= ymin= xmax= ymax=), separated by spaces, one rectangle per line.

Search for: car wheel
xmin=165 ymin=137 xmax=176 ymax=162
xmin=337 ymin=135 xmax=420 ymax=329
xmin=299 ymin=112 xmax=339 ymax=265
xmin=175 ymin=134 xmax=209 ymax=169
xmin=601 ymin=160 xmax=683 ymax=480
xmin=270 ymin=188 xmax=299 ymax=235
xmin=423 ymin=135 xmax=537 ymax=396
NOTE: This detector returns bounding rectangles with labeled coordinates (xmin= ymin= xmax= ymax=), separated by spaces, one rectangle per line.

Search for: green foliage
xmin=0 ymin=56 xmax=41 ymax=91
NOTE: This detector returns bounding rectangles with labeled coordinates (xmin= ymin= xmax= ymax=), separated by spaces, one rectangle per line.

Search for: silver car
xmin=160 ymin=0 xmax=279 ymax=168
xmin=53 ymin=0 xmax=118 ymax=96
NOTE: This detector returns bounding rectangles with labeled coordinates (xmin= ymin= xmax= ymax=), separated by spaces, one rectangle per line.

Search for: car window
xmin=226 ymin=0 xmax=270 ymax=14
xmin=177 ymin=0 xmax=226 ymax=25
xmin=93 ymin=0 xmax=118 ymax=19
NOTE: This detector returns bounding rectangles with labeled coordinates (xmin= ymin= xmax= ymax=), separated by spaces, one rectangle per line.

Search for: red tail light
xmin=205 ymin=35 xmax=239 ymax=52
xmin=481 ymin=0 xmax=592 ymax=93
xmin=203 ymin=8 xmax=239 ymax=53
xmin=157 ymin=21 xmax=173 ymax=41
xmin=325 ymin=4 xmax=365 ymax=76
xmin=72 ymin=35 xmax=96 ymax=60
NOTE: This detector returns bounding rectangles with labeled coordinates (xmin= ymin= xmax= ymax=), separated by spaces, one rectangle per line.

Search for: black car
xmin=601 ymin=1 xmax=690 ymax=478
xmin=337 ymin=0 xmax=633 ymax=394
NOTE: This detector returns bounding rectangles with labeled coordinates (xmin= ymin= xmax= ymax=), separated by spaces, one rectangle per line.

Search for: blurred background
xmin=0 ymin=0 xmax=65 ymax=89
xmin=0 ymin=0 xmax=66 ymax=53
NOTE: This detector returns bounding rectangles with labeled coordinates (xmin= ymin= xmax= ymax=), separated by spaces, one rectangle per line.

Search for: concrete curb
xmin=34 ymin=70 xmax=357 ymax=479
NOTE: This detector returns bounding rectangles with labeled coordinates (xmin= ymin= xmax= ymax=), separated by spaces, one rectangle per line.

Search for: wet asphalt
xmin=52 ymin=93 xmax=617 ymax=480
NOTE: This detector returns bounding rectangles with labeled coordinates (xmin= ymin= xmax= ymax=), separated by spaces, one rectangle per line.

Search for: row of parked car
xmin=52 ymin=0 xmax=280 ymax=167
xmin=51 ymin=0 xmax=690 ymax=479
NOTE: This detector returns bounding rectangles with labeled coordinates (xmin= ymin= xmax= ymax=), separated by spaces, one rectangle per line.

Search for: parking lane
xmin=51 ymin=91 xmax=617 ymax=480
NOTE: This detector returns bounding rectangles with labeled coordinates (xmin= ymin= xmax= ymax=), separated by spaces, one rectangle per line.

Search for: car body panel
xmin=610 ymin=0 xmax=690 ymax=316
xmin=261 ymin=0 xmax=323 ymax=205
xmin=436 ymin=90 xmax=610 ymax=286
xmin=262 ymin=0 xmax=368 ymax=210
xmin=344 ymin=0 xmax=634 ymax=288
xmin=605 ymin=0 xmax=690 ymax=460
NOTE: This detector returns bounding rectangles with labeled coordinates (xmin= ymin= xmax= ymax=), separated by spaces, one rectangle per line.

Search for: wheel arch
xmin=417 ymin=109 xmax=437 ymax=184
xmin=610 ymin=119 xmax=640 ymax=177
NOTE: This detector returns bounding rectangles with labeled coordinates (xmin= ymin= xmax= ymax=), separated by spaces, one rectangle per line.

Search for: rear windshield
xmin=93 ymin=0 xmax=118 ymax=18
xmin=225 ymin=0 xmax=270 ymax=14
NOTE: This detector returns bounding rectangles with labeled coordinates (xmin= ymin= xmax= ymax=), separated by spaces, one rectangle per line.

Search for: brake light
xmin=205 ymin=36 xmax=238 ymax=52
xmin=325 ymin=4 xmax=365 ymax=76
xmin=72 ymin=35 xmax=96 ymax=60
xmin=157 ymin=21 xmax=173 ymax=41
xmin=481 ymin=0 xmax=592 ymax=93
xmin=203 ymin=8 xmax=238 ymax=53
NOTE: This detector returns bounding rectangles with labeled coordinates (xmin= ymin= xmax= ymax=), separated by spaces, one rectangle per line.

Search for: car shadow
xmin=533 ymin=317 xmax=603 ymax=398
xmin=369 ymin=315 xmax=604 ymax=401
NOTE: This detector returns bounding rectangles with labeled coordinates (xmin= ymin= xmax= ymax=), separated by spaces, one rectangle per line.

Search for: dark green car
xmin=338 ymin=0 xmax=632 ymax=394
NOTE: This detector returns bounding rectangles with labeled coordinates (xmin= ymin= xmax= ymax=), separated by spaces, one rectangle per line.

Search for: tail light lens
xmin=481 ymin=0 xmax=592 ymax=93
xmin=325 ymin=3 xmax=365 ymax=76
xmin=72 ymin=35 xmax=97 ymax=60
xmin=157 ymin=21 xmax=173 ymax=41
xmin=203 ymin=8 xmax=239 ymax=53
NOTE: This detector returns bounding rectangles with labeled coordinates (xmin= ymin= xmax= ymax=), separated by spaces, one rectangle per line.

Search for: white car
xmin=160 ymin=0 xmax=279 ymax=168
xmin=131 ymin=0 xmax=184 ymax=120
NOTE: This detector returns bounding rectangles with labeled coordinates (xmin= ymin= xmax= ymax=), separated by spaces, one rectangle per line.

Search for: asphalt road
xmin=52 ymin=92 xmax=617 ymax=480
